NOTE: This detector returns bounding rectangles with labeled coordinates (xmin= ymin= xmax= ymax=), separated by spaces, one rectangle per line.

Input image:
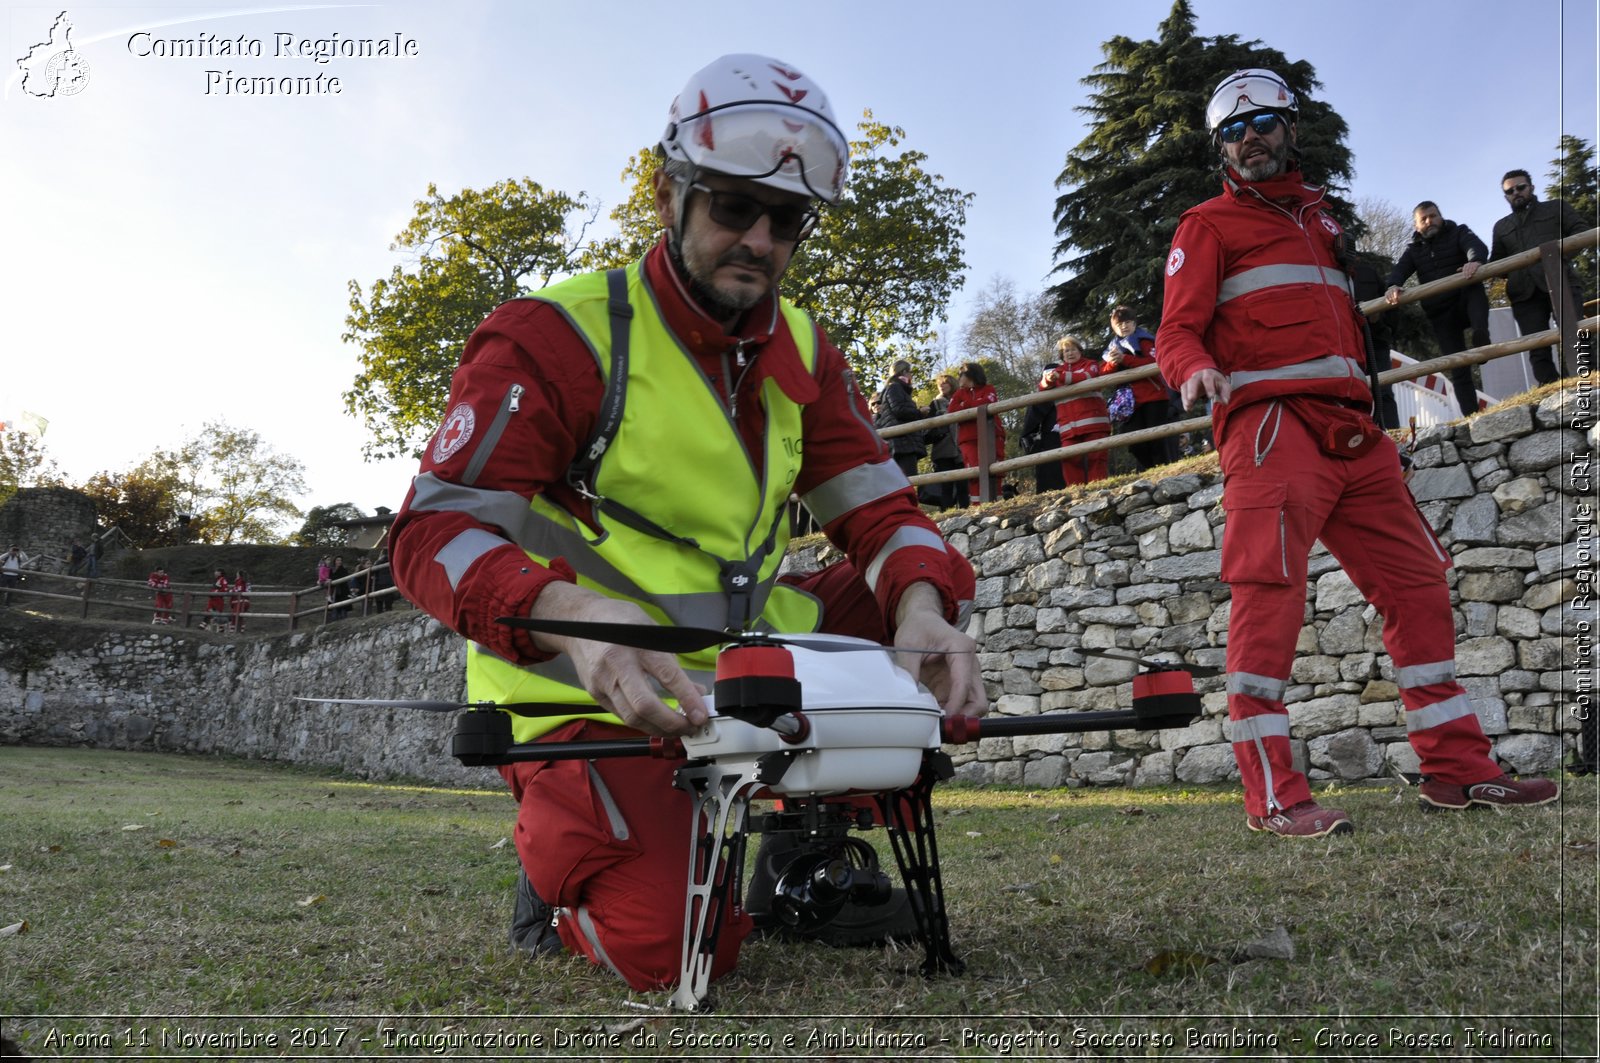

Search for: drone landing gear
xmin=877 ymin=751 xmax=964 ymax=978
xmin=669 ymin=757 xmax=775 ymax=1012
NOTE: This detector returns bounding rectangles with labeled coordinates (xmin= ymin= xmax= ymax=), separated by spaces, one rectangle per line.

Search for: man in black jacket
xmin=874 ymin=359 xmax=927 ymax=479
xmin=1490 ymin=169 xmax=1590 ymax=384
xmin=1384 ymin=201 xmax=1491 ymax=415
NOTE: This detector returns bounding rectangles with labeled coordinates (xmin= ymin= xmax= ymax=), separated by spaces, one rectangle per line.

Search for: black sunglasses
xmin=1219 ymin=112 xmax=1284 ymax=144
xmin=690 ymin=182 xmax=818 ymax=241
xmin=1503 ymin=183 xmax=1531 ymax=196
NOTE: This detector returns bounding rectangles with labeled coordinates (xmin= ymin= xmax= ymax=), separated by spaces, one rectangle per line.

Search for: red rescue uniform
xmin=946 ymin=383 xmax=1006 ymax=497
xmin=390 ymin=238 xmax=975 ymax=989
xmin=1041 ymin=359 xmax=1110 ymax=486
xmin=1157 ymin=167 xmax=1499 ymax=818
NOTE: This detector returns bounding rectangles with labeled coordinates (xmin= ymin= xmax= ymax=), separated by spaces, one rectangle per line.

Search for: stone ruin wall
xmin=0 ymin=390 xmax=1591 ymax=789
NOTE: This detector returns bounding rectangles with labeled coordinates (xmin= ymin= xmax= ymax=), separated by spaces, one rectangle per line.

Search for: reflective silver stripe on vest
xmin=1227 ymin=671 xmax=1288 ymax=702
xmin=863 ymin=525 xmax=951 ymax=593
xmin=1396 ymin=659 xmax=1456 ymax=689
xmin=1405 ymin=694 xmax=1474 ymax=733
xmin=1227 ymin=713 xmax=1291 ymax=742
xmin=1228 ymin=355 xmax=1362 ymax=391
xmin=1216 ymin=264 xmax=1349 ymax=305
xmin=801 ymin=460 xmax=911 ymax=528
xmin=413 ymin=473 xmax=738 ymax=621
xmin=1059 ymin=415 xmax=1110 ymax=433
xmin=435 ymin=528 xmax=511 ymax=591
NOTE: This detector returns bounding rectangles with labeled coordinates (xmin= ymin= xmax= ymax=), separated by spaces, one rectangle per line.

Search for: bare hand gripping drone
xmin=312 ymin=620 xmax=1214 ymax=1010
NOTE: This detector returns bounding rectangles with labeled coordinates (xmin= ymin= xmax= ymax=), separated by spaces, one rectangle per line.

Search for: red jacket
xmin=1156 ymin=168 xmax=1371 ymax=444
xmin=946 ymin=384 xmax=1004 ymax=451
xmin=1041 ymin=360 xmax=1110 ymax=442
xmin=390 ymin=239 xmax=974 ymax=665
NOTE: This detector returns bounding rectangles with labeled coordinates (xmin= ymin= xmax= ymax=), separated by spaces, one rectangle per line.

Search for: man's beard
xmin=1235 ymin=138 xmax=1289 ymax=181
xmin=667 ymin=237 xmax=771 ymax=323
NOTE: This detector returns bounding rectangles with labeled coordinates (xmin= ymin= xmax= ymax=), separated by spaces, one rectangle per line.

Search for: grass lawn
xmin=0 ymin=747 xmax=1593 ymax=1060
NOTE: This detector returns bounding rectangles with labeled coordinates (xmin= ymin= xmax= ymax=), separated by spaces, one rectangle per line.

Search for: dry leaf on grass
xmin=121 ymin=824 xmax=147 ymax=832
xmin=0 ymin=921 xmax=28 ymax=937
xmin=489 ymin=837 xmax=509 ymax=850
xmin=157 ymin=839 xmax=179 ymax=848
xmin=296 ymin=895 xmax=326 ymax=908
xmin=1048 ymin=853 xmax=1064 ymax=865
xmin=964 ymin=831 xmax=983 ymax=837
xmin=1143 ymin=949 xmax=1222 ymax=976
xmin=0 ymin=865 xmax=12 ymax=873
xmin=1119 ymin=806 xmax=1145 ymax=816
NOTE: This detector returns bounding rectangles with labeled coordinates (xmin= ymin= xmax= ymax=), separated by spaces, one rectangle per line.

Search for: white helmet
xmin=1205 ymin=69 xmax=1297 ymax=133
xmin=660 ymin=53 xmax=849 ymax=204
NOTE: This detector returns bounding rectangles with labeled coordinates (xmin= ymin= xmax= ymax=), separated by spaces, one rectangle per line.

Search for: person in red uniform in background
xmin=1040 ymin=335 xmax=1110 ymax=486
xmin=1156 ymin=69 xmax=1556 ymax=838
xmin=229 ymin=571 xmax=251 ymax=632
xmin=387 ymin=54 xmax=985 ymax=993
xmin=147 ymin=565 xmax=173 ymax=625
xmin=945 ymin=361 xmax=1006 ymax=501
xmin=203 ymin=569 xmax=229 ymax=631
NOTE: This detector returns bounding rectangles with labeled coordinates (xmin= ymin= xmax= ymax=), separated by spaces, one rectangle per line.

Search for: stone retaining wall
xmin=1 ymin=390 xmax=1591 ymax=788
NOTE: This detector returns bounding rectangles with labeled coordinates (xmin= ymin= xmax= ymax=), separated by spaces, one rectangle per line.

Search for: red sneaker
xmin=1246 ymin=800 xmax=1354 ymax=838
xmin=1418 ymin=774 xmax=1559 ymax=811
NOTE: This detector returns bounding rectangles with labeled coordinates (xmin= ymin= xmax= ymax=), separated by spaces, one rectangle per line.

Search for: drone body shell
xmin=680 ymin=635 xmax=943 ymax=795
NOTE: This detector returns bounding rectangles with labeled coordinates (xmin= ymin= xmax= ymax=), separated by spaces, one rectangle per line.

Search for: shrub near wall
xmin=0 ymin=391 xmax=1589 ymax=787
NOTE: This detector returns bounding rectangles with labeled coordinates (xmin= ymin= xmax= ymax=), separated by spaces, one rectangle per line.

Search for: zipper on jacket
xmin=461 ymin=382 xmax=527 ymax=486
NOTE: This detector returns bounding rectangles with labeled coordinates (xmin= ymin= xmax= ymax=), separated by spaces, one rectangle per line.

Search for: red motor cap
xmin=714 ymin=643 xmax=795 ymax=681
xmin=1132 ymin=671 xmax=1195 ymax=698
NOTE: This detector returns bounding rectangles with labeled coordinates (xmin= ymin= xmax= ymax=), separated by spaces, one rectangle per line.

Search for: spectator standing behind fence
xmin=873 ymin=359 xmax=927 ymax=479
xmin=66 ymin=540 xmax=86 ymax=577
xmin=230 ymin=571 xmax=251 ymax=632
xmin=328 ymin=556 xmax=351 ymax=620
xmin=946 ymin=362 xmax=1006 ymax=500
xmin=3 ymin=545 xmax=29 ymax=605
xmin=1490 ymin=169 xmax=1591 ymax=385
xmin=1383 ymin=201 xmax=1490 ymax=416
xmin=1157 ymin=68 xmax=1557 ymax=838
xmin=147 ymin=565 xmax=173 ymax=624
xmin=203 ymin=568 xmax=229 ymax=631
xmin=369 ymin=548 xmax=394 ymax=612
xmin=317 ymin=556 xmax=331 ymax=587
xmin=922 ymin=374 xmax=969 ymax=510
xmin=1021 ymin=356 xmax=1067 ymax=495
xmin=1104 ymin=306 xmax=1177 ymax=470
xmin=1042 ymin=335 xmax=1111 ymax=487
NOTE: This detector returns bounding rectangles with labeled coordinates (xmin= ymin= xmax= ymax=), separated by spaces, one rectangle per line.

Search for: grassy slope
xmin=0 ymin=748 xmax=1593 ymax=1059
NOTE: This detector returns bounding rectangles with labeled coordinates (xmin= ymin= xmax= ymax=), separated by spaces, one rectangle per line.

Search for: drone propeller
xmin=1074 ymin=647 xmax=1222 ymax=678
xmin=295 ymin=696 xmax=590 ymax=718
xmin=496 ymin=616 xmax=971 ymax=657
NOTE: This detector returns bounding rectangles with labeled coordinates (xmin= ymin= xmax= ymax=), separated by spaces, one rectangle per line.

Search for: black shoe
xmin=509 ymin=867 xmax=563 ymax=956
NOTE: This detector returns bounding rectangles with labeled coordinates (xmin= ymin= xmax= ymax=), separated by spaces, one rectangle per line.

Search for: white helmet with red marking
xmin=1205 ymin=68 xmax=1298 ymax=133
xmin=660 ymin=53 xmax=849 ymax=204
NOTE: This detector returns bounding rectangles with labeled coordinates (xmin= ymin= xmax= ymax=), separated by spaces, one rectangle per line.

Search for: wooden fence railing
xmin=0 ymin=564 xmax=407 ymax=631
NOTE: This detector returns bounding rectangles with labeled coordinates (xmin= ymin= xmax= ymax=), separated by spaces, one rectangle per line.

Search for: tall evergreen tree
xmin=1050 ymin=0 xmax=1357 ymax=337
xmin=1545 ymin=134 xmax=1598 ymax=303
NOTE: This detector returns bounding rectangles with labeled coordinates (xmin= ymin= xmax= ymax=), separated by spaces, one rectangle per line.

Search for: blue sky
xmin=1 ymin=0 xmax=1595 ymax=519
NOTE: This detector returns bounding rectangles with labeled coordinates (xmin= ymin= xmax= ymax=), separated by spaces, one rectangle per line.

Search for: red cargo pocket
xmin=1220 ymin=480 xmax=1291 ymax=585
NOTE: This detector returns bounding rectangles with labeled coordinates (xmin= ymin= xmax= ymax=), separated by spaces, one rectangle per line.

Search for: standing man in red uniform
xmin=147 ymin=565 xmax=173 ymax=625
xmin=389 ymin=54 xmax=984 ymax=992
xmin=1156 ymin=69 xmax=1556 ymax=838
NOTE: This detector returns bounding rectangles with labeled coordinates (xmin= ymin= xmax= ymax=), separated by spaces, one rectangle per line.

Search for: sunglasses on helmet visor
xmin=690 ymin=182 xmax=818 ymax=241
xmin=1218 ymin=112 xmax=1284 ymax=143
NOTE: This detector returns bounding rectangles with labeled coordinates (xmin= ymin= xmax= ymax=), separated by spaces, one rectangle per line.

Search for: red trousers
xmin=1059 ymin=432 xmax=1110 ymax=486
xmin=1218 ymin=402 xmax=1497 ymax=817
xmin=957 ymin=438 xmax=1006 ymax=498
xmin=498 ymin=561 xmax=888 ymax=990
